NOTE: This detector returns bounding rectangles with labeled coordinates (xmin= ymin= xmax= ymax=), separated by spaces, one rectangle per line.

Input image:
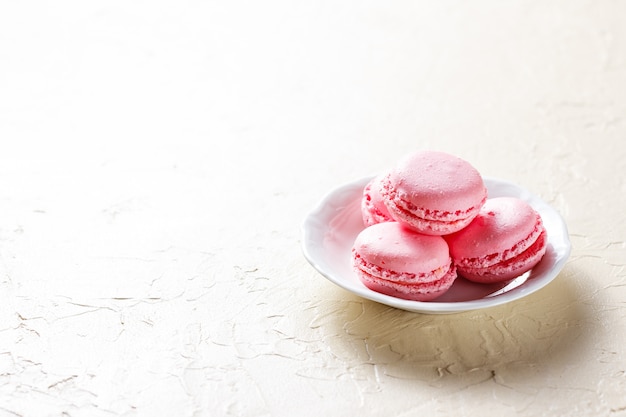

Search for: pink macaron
xmin=380 ymin=151 xmax=487 ymax=235
xmin=445 ymin=197 xmax=548 ymax=283
xmin=361 ymin=174 xmax=394 ymax=227
xmin=352 ymin=222 xmax=457 ymax=301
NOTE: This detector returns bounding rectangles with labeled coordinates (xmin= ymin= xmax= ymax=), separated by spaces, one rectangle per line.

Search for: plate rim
xmin=301 ymin=175 xmax=572 ymax=314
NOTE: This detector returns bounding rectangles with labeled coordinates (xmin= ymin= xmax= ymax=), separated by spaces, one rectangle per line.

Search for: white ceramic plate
xmin=301 ymin=176 xmax=571 ymax=314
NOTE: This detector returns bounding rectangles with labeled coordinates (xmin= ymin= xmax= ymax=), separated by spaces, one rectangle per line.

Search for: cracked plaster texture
xmin=1 ymin=1 xmax=626 ymax=416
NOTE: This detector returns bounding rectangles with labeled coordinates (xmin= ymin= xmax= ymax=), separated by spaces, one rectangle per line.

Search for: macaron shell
xmin=387 ymin=151 xmax=487 ymax=214
xmin=353 ymin=222 xmax=451 ymax=275
xmin=361 ymin=175 xmax=393 ymax=226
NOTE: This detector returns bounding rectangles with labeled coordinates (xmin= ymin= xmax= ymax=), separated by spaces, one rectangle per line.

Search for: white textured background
xmin=1 ymin=1 xmax=625 ymax=416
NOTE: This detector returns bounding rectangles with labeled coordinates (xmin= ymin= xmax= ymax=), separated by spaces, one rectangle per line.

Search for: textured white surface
xmin=1 ymin=1 xmax=625 ymax=416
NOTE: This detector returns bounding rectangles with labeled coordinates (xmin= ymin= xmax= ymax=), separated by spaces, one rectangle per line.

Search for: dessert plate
xmin=301 ymin=176 xmax=571 ymax=314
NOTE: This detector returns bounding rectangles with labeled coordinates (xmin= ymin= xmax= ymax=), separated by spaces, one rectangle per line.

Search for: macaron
xmin=352 ymin=222 xmax=457 ymax=301
xmin=361 ymin=174 xmax=393 ymax=227
xmin=380 ymin=151 xmax=487 ymax=235
xmin=445 ymin=197 xmax=548 ymax=283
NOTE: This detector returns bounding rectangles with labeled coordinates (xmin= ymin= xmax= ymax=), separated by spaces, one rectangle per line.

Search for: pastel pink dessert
xmin=352 ymin=222 xmax=457 ymax=301
xmin=445 ymin=197 xmax=548 ymax=283
xmin=361 ymin=174 xmax=393 ymax=226
xmin=381 ymin=151 xmax=487 ymax=235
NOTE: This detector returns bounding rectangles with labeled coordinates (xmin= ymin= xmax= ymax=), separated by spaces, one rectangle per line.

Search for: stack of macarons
xmin=352 ymin=150 xmax=548 ymax=301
